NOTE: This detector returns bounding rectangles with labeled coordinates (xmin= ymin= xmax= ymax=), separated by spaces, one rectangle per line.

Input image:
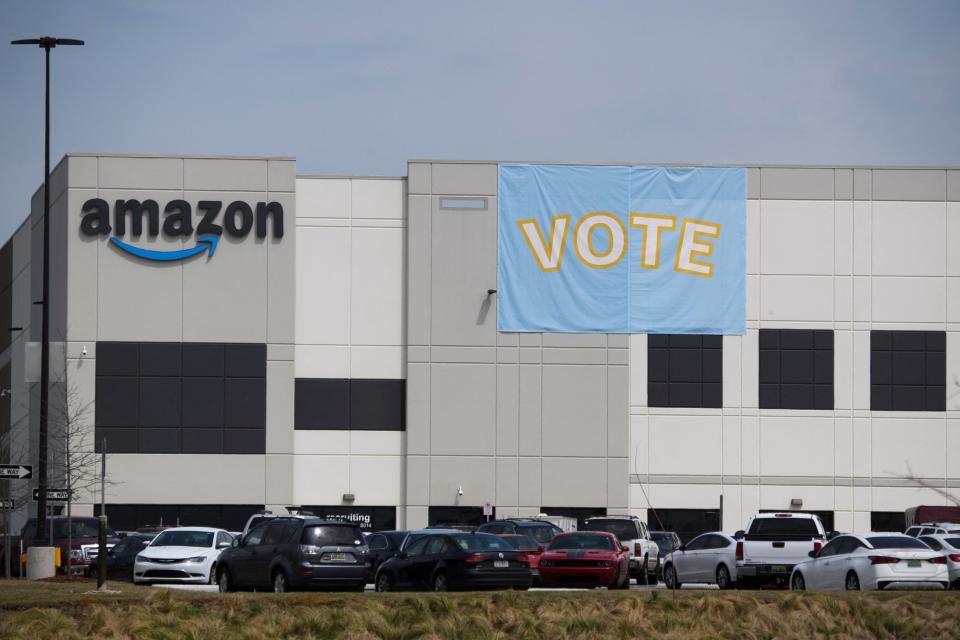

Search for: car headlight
xmin=184 ymin=556 xmax=207 ymax=563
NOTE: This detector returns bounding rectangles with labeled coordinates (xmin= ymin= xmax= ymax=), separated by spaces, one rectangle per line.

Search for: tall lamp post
xmin=10 ymin=37 xmax=84 ymax=547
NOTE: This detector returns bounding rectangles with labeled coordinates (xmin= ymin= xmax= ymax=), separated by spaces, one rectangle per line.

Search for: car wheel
xmin=716 ymin=564 xmax=732 ymax=590
xmin=790 ymin=572 xmax=805 ymax=591
xmin=432 ymin=572 xmax=448 ymax=592
xmin=639 ymin=556 xmax=649 ymax=585
xmin=844 ymin=571 xmax=860 ymax=591
xmin=375 ymin=573 xmax=393 ymax=593
xmin=208 ymin=563 xmax=217 ymax=585
xmin=273 ymin=570 xmax=289 ymax=593
xmin=663 ymin=563 xmax=681 ymax=590
xmin=218 ymin=567 xmax=234 ymax=593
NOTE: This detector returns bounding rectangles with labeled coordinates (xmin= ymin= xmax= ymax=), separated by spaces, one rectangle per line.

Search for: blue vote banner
xmin=497 ymin=164 xmax=745 ymax=334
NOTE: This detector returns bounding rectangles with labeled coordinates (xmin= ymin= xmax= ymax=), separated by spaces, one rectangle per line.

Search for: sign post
xmin=32 ymin=488 xmax=69 ymax=502
xmin=1 ymin=499 xmax=13 ymax=578
xmin=483 ymin=502 xmax=493 ymax=523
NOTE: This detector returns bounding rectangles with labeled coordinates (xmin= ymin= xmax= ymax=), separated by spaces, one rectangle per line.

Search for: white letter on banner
xmin=573 ymin=213 xmax=627 ymax=269
xmin=675 ymin=219 xmax=721 ymax=277
xmin=629 ymin=214 xmax=677 ymax=268
xmin=517 ymin=215 xmax=570 ymax=272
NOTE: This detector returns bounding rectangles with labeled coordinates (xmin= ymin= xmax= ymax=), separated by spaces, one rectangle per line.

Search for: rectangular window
xmin=871 ymin=511 xmax=906 ymax=533
xmin=758 ymin=509 xmax=834 ymax=533
xmin=303 ymin=506 xmax=397 ymax=531
xmin=428 ymin=506 xmax=492 ymax=527
xmin=647 ymin=335 xmax=722 ymax=408
xmin=758 ymin=329 xmax=833 ymax=410
xmin=647 ymin=508 xmax=720 ymax=544
xmin=94 ymin=342 xmax=266 ymax=454
xmin=95 ymin=504 xmax=264 ymax=531
xmin=294 ymin=379 xmax=405 ymax=430
xmin=871 ymin=331 xmax=945 ymax=411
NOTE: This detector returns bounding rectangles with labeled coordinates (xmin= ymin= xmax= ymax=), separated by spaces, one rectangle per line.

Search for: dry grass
xmin=1 ymin=580 xmax=959 ymax=639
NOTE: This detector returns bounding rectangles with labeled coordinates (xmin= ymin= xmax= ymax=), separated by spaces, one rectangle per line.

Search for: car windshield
xmin=867 ymin=536 xmax=932 ymax=550
xmin=451 ymin=534 xmax=514 ymax=552
xmin=517 ymin=525 xmax=558 ymax=543
xmin=151 ymin=530 xmax=214 ymax=547
xmin=650 ymin=533 xmax=677 ymax=550
xmin=501 ymin=535 xmax=538 ymax=550
xmin=301 ymin=525 xmax=363 ymax=546
xmin=582 ymin=519 xmax=636 ymax=542
xmin=748 ymin=518 xmax=819 ymax=536
xmin=549 ymin=533 xmax=615 ymax=551
xmin=52 ymin=520 xmax=117 ymax=539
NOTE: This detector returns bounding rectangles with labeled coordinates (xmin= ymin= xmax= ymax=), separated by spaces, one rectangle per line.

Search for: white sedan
xmin=918 ymin=534 xmax=960 ymax=590
xmin=790 ymin=533 xmax=949 ymax=591
xmin=134 ymin=527 xmax=234 ymax=585
xmin=662 ymin=532 xmax=738 ymax=589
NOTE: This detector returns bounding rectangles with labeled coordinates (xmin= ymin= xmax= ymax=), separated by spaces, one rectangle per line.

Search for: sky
xmin=0 ymin=0 xmax=958 ymax=240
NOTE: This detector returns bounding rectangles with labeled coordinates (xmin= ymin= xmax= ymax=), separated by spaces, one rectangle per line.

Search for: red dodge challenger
xmin=538 ymin=531 xmax=631 ymax=589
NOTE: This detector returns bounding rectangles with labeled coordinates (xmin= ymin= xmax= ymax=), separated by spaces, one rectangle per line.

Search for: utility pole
xmin=10 ymin=36 xmax=84 ymax=546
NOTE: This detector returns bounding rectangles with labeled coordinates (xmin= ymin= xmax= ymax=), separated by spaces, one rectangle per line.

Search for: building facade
xmin=2 ymin=154 xmax=959 ymax=539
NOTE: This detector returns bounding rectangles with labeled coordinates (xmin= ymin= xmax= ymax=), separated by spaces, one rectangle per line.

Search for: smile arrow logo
xmin=109 ymin=235 xmax=219 ymax=262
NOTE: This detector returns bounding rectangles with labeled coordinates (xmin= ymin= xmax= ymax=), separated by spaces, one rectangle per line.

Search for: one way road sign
xmin=0 ymin=465 xmax=32 ymax=480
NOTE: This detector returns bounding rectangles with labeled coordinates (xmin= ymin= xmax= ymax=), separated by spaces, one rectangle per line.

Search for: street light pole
xmin=11 ymin=37 xmax=84 ymax=547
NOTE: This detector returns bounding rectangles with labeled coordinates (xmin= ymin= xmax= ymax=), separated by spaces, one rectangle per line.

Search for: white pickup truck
xmin=735 ymin=512 xmax=827 ymax=588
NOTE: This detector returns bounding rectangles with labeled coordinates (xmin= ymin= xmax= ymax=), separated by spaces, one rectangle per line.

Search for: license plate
xmin=328 ymin=552 xmax=348 ymax=561
xmin=494 ymin=560 xmax=508 ymax=568
xmin=771 ymin=565 xmax=787 ymax=574
xmin=907 ymin=560 xmax=921 ymax=568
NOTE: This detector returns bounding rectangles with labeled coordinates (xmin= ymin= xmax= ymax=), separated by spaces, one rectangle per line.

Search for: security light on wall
xmin=457 ymin=485 xmax=464 ymax=497
xmin=790 ymin=498 xmax=803 ymax=507
xmin=342 ymin=493 xmax=355 ymax=502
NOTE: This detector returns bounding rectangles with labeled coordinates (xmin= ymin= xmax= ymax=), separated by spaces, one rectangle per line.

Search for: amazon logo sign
xmin=79 ymin=198 xmax=284 ymax=261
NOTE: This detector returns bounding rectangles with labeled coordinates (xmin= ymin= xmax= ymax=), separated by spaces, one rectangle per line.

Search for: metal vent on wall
xmin=439 ymin=197 xmax=487 ymax=210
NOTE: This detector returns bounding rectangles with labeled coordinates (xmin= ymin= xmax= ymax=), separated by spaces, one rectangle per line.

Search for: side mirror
xmin=622 ymin=544 xmax=630 ymax=553
xmin=734 ymin=530 xmax=745 ymax=540
xmin=217 ymin=541 xmax=231 ymax=549
xmin=678 ymin=545 xmax=686 ymax=552
xmin=231 ymin=538 xmax=240 ymax=548
xmin=808 ymin=550 xmax=817 ymax=558
xmin=398 ymin=551 xmax=408 ymax=560
xmin=537 ymin=545 xmax=544 ymax=553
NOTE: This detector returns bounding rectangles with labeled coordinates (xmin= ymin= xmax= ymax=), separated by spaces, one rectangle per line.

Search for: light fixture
xmin=486 ymin=289 xmax=497 ymax=296
xmin=342 ymin=493 xmax=355 ymax=502
xmin=790 ymin=498 xmax=803 ymax=507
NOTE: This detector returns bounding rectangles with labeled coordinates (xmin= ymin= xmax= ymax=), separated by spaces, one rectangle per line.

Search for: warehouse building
xmin=1 ymin=154 xmax=959 ymax=541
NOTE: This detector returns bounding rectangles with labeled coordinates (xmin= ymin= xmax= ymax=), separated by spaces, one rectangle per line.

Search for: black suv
xmin=217 ymin=517 xmax=370 ymax=592
xmin=475 ymin=519 xmax=562 ymax=544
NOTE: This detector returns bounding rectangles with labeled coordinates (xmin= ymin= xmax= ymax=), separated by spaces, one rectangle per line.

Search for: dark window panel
xmin=647 ymin=349 xmax=669 ymax=383
xmin=350 ymin=380 xmax=405 ymax=430
xmin=780 ymin=384 xmax=814 ymax=409
xmin=221 ymin=505 xmax=266 ymax=531
xmin=224 ymin=344 xmax=266 ymax=378
xmin=871 ymin=385 xmax=891 ymax=411
xmin=891 ymin=386 xmax=925 ymax=411
xmin=871 ymin=352 xmax=892 ymax=385
xmin=224 ymin=378 xmax=266 ymax=429
xmin=222 ymin=428 xmax=265 ymax=454
xmin=813 ymin=351 xmax=833 ymax=385
xmin=701 ymin=335 xmax=723 ymax=349
xmin=182 ymin=343 xmax=224 ymax=377
xmin=871 ymin=330 xmax=891 ymax=351
xmin=891 ymin=352 xmax=925 ymax=386
xmin=871 ymin=511 xmax=906 ymax=533
xmin=668 ymin=383 xmax=701 ymax=408
xmin=647 ymin=334 xmax=669 ymax=348
xmin=925 ymin=352 xmax=945 ymax=386
xmin=647 ymin=508 xmax=720 ymax=545
xmin=813 ymin=330 xmax=834 ymax=349
xmin=926 ymin=332 xmax=946 ymax=352
xmin=758 ymin=350 xmax=780 ymax=384
xmin=139 ymin=378 xmax=182 ymax=428
xmin=97 ymin=342 xmax=139 ymax=376
xmin=701 ymin=349 xmax=723 ymax=383
xmin=814 ymin=385 xmax=834 ymax=410
xmin=139 ymin=428 xmax=181 ymax=453
xmin=669 ymin=335 xmax=702 ymax=349
xmin=780 ymin=330 xmax=813 ymax=349
xmin=95 ymin=377 xmax=139 ymax=427
xmin=669 ymin=349 xmax=702 ymax=383
xmin=701 ymin=383 xmax=722 ymax=408
xmin=758 ymin=384 xmax=780 ymax=409
xmin=182 ymin=429 xmax=222 ymax=454
xmin=179 ymin=505 xmax=220 ymax=527
xmin=891 ymin=332 xmax=925 ymax=351
xmin=295 ymin=379 xmax=350 ymax=429
xmin=758 ymin=329 xmax=779 ymax=350
xmin=925 ymin=387 xmax=945 ymax=412
xmin=139 ymin=343 xmax=181 ymax=377
xmin=95 ymin=427 xmax=138 ymax=453
xmin=647 ymin=383 xmax=669 ymax=407
xmin=780 ymin=351 xmax=813 ymax=384
xmin=182 ymin=378 xmax=224 ymax=428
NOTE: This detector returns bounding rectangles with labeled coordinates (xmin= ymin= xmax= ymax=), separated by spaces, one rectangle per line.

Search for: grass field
xmin=1 ymin=580 xmax=959 ymax=639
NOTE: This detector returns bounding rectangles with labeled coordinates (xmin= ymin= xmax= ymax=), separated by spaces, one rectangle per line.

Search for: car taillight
xmin=928 ymin=556 xmax=948 ymax=565
xmin=516 ymin=554 xmax=528 ymax=564
xmin=735 ymin=541 xmax=743 ymax=561
xmin=813 ymin=541 xmax=822 ymax=555
xmin=466 ymin=554 xmax=486 ymax=564
xmin=868 ymin=555 xmax=899 ymax=565
xmin=949 ymin=554 xmax=960 ymax=563
xmin=634 ymin=543 xmax=642 ymax=555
